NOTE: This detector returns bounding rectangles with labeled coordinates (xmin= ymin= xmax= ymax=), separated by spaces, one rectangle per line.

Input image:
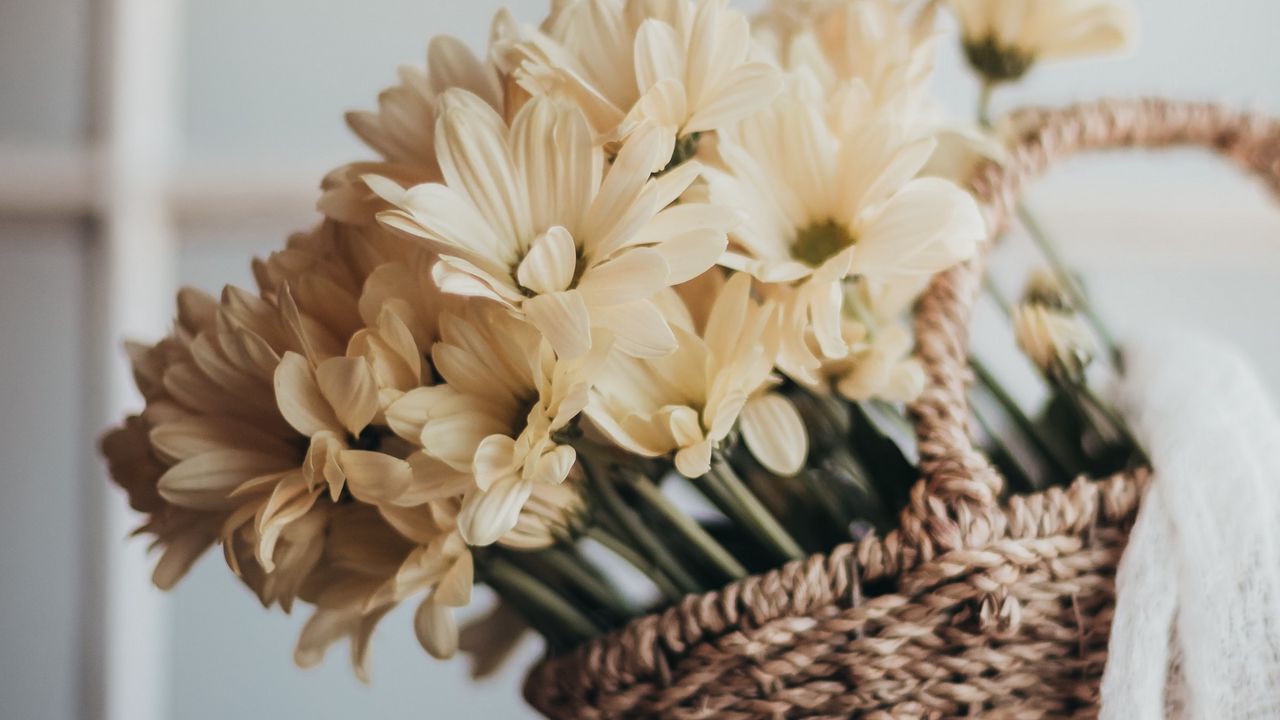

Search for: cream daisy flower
xmin=588 ymin=272 xmax=801 ymax=477
xmin=756 ymin=0 xmax=938 ymax=116
xmin=384 ymin=303 xmax=600 ymax=547
xmin=371 ymin=90 xmax=735 ymax=360
xmin=105 ymin=285 xmax=332 ymax=610
xmin=511 ymin=0 xmax=783 ymax=164
xmin=319 ymin=13 xmax=517 ymax=225
xmin=949 ymin=0 xmax=1136 ymax=82
xmin=707 ymin=81 xmax=985 ymax=384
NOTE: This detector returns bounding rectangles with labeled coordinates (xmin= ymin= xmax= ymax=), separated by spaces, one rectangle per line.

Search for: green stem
xmin=585 ymin=526 xmax=684 ymax=601
xmin=1016 ymin=203 xmax=1122 ymax=367
xmin=579 ymin=452 xmax=703 ymax=597
xmin=822 ymin=445 xmax=892 ymax=532
xmin=978 ymin=79 xmax=996 ymax=129
xmin=481 ymin=554 xmax=601 ymax=646
xmin=983 ymin=275 xmax=1015 ymax=316
xmin=700 ymin=453 xmax=805 ymax=563
xmin=628 ymin=473 xmax=748 ymax=582
xmin=538 ymin=545 xmax=634 ymax=621
xmin=971 ymin=356 xmax=1075 ymax=483
xmin=969 ymin=393 xmax=1038 ymax=492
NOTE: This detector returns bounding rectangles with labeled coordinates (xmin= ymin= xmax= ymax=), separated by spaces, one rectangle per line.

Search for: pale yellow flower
xmin=707 ymin=80 xmax=985 ymax=384
xmin=288 ymin=504 xmax=412 ymax=679
xmin=756 ymin=0 xmax=938 ymax=116
xmin=1014 ymin=303 xmax=1097 ymax=377
xmin=830 ymin=322 xmax=926 ymax=402
xmin=103 ymin=285 xmax=329 ymax=610
xmin=949 ymin=0 xmax=1136 ymax=82
xmin=384 ymin=303 xmax=598 ymax=546
xmin=371 ymin=90 xmax=735 ymax=360
xmin=588 ymin=272 xmax=800 ymax=477
xmin=511 ymin=0 xmax=783 ymax=162
xmin=320 ymin=13 xmax=519 ymax=225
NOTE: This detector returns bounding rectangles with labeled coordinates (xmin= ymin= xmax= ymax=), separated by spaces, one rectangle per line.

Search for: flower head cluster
xmin=102 ymin=0 xmax=992 ymax=678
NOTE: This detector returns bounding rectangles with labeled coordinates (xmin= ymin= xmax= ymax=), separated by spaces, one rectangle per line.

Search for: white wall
xmin=1 ymin=1 xmax=1279 ymax=719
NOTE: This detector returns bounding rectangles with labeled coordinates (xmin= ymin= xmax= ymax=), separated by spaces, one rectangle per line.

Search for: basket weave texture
xmin=523 ymin=99 xmax=1280 ymax=719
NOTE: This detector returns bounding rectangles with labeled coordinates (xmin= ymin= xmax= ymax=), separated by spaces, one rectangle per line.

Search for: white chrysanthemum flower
xmin=756 ymin=0 xmax=938 ymax=115
xmin=320 ymin=14 xmax=517 ymax=225
xmin=512 ymin=0 xmax=783 ymax=163
xmin=370 ymin=90 xmax=735 ymax=360
xmin=384 ymin=304 xmax=601 ymax=547
xmin=588 ymin=272 xmax=804 ymax=477
xmin=707 ymin=80 xmax=985 ymax=384
xmin=949 ymin=0 xmax=1136 ymax=82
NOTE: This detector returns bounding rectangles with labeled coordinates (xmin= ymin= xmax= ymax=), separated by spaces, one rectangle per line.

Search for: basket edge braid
xmin=523 ymin=98 xmax=1280 ymax=718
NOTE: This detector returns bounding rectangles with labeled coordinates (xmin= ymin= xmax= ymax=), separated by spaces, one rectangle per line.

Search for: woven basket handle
xmin=902 ymin=98 xmax=1280 ymax=555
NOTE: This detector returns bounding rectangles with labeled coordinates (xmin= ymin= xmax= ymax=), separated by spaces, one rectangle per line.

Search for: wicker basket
xmin=523 ymin=99 xmax=1280 ymax=719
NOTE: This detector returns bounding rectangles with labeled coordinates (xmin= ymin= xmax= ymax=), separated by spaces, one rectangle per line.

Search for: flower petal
xmin=523 ymin=289 xmax=592 ymax=359
xmin=589 ymin=300 xmax=676 ymax=358
xmin=274 ymin=351 xmax=341 ymax=437
xmin=577 ymin=247 xmax=670 ymax=306
xmin=457 ymin=473 xmax=533 ymax=546
xmin=516 ymin=226 xmax=577 ymax=295
xmin=634 ymin=19 xmax=682 ymax=92
xmin=473 ymin=434 xmax=518 ymax=492
xmin=338 ymin=450 xmax=414 ymax=505
xmin=158 ymin=450 xmax=293 ymax=510
xmin=855 ymin=177 xmax=985 ymax=279
xmin=674 ymin=440 xmax=713 ymax=478
xmin=414 ymin=600 xmax=459 ymax=660
xmin=740 ymin=393 xmax=807 ymax=476
xmin=686 ymin=63 xmax=783 ymax=133
xmin=316 ymin=356 xmax=379 ymax=436
xmin=436 ymin=88 xmax=532 ymax=252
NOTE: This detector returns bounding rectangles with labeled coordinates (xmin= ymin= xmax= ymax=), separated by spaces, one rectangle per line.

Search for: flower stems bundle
xmin=100 ymin=0 xmax=1145 ymax=683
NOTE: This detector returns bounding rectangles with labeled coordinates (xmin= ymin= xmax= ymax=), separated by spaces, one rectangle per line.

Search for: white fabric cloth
xmin=1100 ymin=332 xmax=1280 ymax=719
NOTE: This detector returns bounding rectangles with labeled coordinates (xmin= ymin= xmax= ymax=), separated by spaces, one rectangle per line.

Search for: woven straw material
xmin=524 ymin=99 xmax=1280 ymax=719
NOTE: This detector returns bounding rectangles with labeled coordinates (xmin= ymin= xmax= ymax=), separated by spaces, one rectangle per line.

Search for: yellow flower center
xmin=792 ymin=219 xmax=855 ymax=268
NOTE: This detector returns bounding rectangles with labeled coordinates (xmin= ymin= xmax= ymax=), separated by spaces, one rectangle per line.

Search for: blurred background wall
xmin=0 ymin=1 xmax=1277 ymax=718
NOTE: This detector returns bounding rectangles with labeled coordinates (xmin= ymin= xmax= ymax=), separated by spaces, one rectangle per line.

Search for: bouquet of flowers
xmin=104 ymin=0 xmax=1207 ymax=714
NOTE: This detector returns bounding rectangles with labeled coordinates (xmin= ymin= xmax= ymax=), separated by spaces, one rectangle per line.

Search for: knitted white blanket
xmin=1100 ymin=333 xmax=1280 ymax=719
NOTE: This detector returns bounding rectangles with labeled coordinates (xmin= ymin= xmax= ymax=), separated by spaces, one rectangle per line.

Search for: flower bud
xmin=1013 ymin=303 xmax=1096 ymax=379
xmin=1021 ymin=268 xmax=1074 ymax=311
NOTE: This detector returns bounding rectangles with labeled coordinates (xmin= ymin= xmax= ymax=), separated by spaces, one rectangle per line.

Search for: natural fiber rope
xmin=524 ymin=99 xmax=1280 ymax=719
xmin=903 ymin=98 xmax=1280 ymax=558
xmin=526 ymin=473 xmax=1146 ymax=717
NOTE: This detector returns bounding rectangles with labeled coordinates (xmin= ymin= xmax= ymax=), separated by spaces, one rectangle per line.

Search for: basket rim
xmin=524 ymin=470 xmax=1148 ymax=713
